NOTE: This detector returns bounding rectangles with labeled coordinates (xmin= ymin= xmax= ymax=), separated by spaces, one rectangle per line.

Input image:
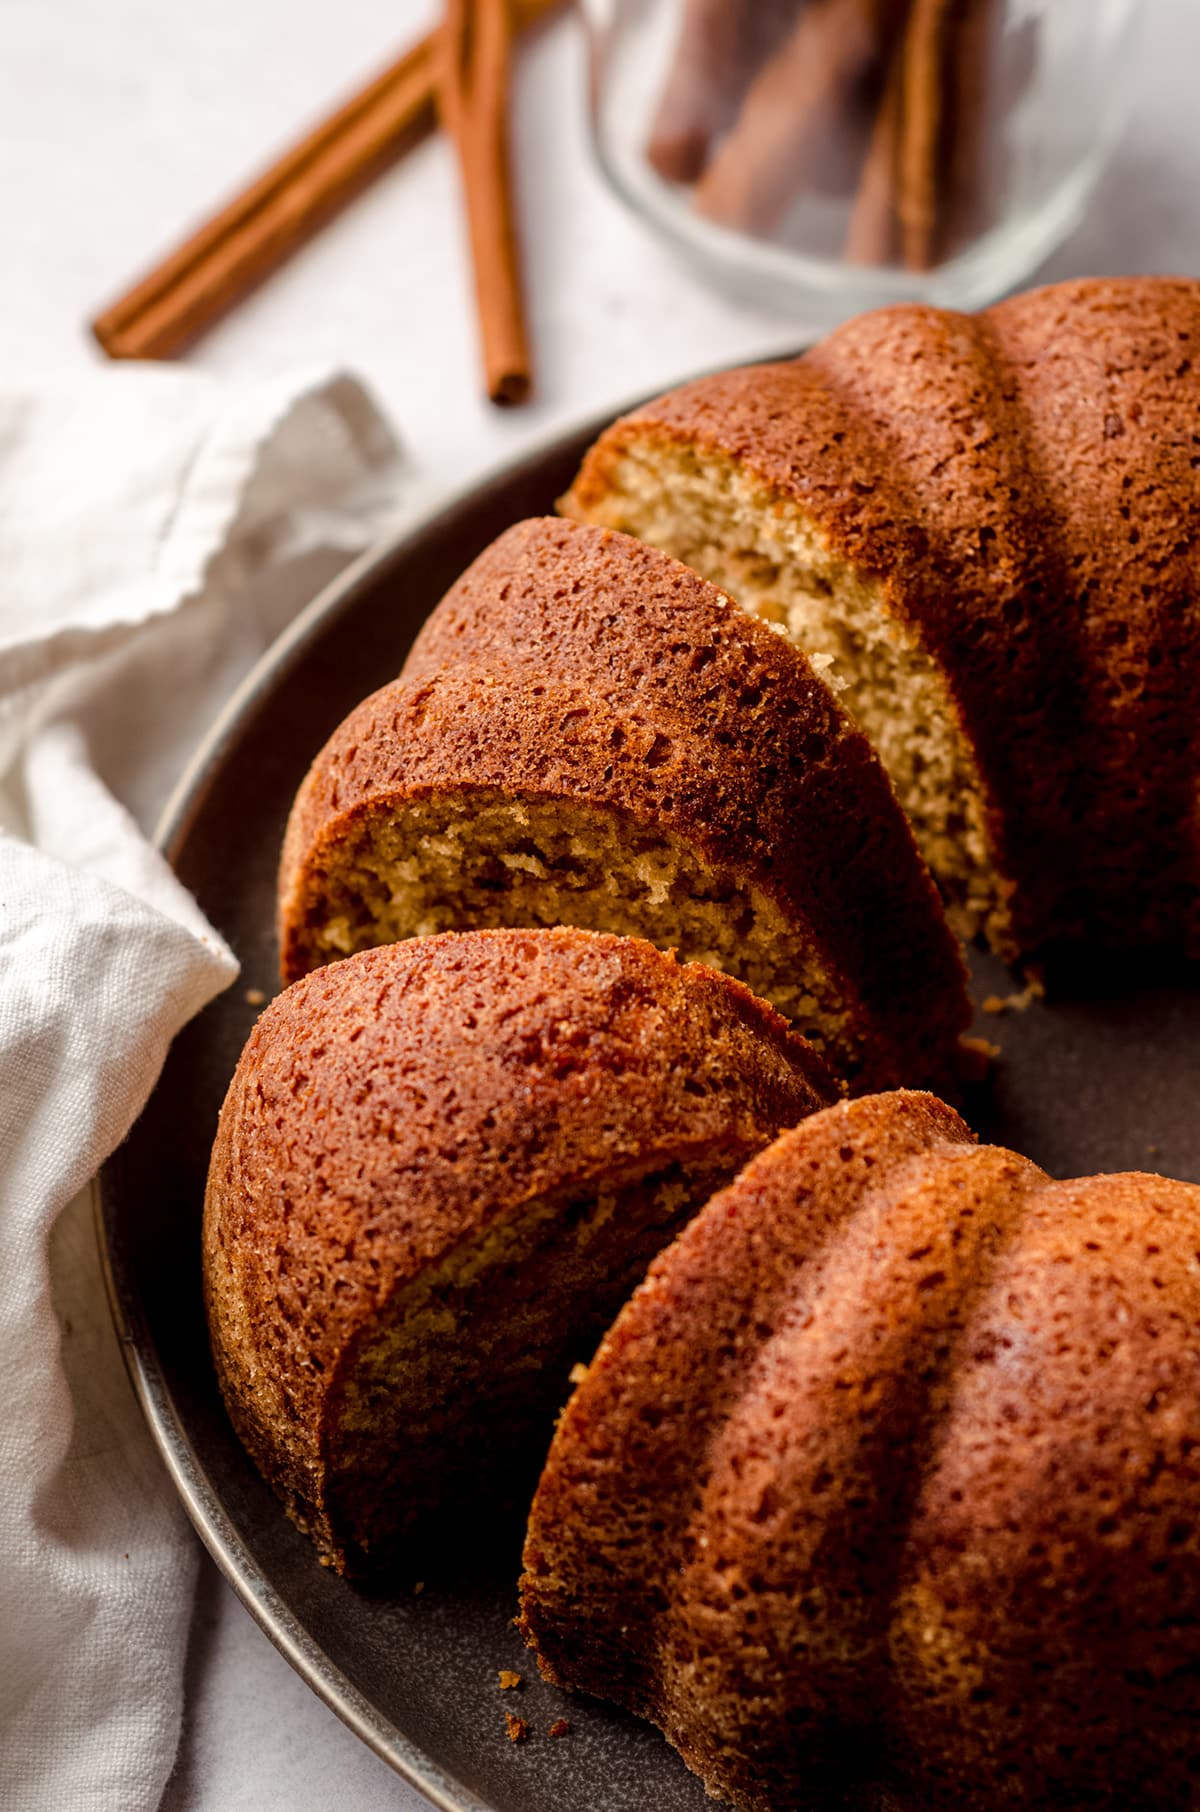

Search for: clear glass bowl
xmin=583 ymin=0 xmax=1141 ymax=321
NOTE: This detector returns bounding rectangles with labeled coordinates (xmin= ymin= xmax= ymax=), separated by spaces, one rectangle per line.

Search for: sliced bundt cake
xmin=563 ymin=275 xmax=1200 ymax=960
xmin=203 ymin=927 xmax=832 ymax=1575
xmin=278 ymin=518 xmax=969 ymax=1094
xmin=520 ymin=1089 xmax=1200 ymax=1811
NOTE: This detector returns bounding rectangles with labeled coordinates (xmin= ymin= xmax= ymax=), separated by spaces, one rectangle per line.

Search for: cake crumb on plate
xmin=982 ymin=978 xmax=1044 ymax=1015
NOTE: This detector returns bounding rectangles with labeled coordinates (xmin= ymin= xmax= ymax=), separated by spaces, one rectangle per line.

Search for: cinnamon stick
xmin=896 ymin=0 xmax=955 ymax=270
xmin=844 ymin=15 xmax=908 ymax=265
xmin=440 ymin=0 xmax=532 ymax=405
xmin=91 ymin=0 xmax=556 ymax=363
xmin=692 ymin=0 xmax=884 ymax=235
xmin=845 ymin=0 xmax=1001 ymax=270
xmin=940 ymin=0 xmax=1000 ymax=257
xmin=646 ymin=0 xmax=794 ymax=186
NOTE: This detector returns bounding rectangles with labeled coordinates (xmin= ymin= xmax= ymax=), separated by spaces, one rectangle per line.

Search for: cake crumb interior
xmin=294 ymin=793 xmax=857 ymax=1070
xmin=564 ymin=439 xmax=1013 ymax=951
xmin=323 ymin=1154 xmax=743 ymax=1568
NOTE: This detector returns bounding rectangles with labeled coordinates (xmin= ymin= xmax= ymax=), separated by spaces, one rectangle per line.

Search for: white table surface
xmin=4 ymin=0 xmax=1199 ymax=1806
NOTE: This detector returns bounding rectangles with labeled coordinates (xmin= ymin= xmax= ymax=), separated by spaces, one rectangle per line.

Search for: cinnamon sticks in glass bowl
xmin=584 ymin=0 xmax=1140 ymax=319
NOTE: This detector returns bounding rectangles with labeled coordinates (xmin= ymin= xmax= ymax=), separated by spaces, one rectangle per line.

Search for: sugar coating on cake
xmin=519 ymin=1089 xmax=1200 ymax=1810
xmin=563 ymin=275 xmax=1200 ymax=960
xmin=278 ymin=517 xmax=968 ymax=1094
xmin=203 ymin=926 xmax=833 ymax=1574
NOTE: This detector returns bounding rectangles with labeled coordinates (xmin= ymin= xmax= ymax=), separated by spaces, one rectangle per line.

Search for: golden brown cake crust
xmin=566 ymin=276 xmax=1200 ymax=956
xmin=520 ymin=1089 xmax=1200 ymax=1810
xmin=278 ymin=518 xmax=968 ymax=1093
xmin=203 ymin=927 xmax=832 ymax=1569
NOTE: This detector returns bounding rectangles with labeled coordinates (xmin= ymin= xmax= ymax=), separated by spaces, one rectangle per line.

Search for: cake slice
xmin=520 ymin=1089 xmax=1200 ymax=1809
xmin=203 ymin=927 xmax=832 ymax=1575
xmin=278 ymin=518 xmax=969 ymax=1094
xmin=561 ymin=276 xmax=1200 ymax=960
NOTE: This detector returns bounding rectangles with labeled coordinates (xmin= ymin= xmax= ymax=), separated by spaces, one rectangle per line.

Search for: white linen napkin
xmin=0 ymin=366 xmax=403 ymax=1812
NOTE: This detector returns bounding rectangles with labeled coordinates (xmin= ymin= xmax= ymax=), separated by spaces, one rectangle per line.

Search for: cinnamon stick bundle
xmin=692 ymin=0 xmax=884 ymax=234
xmin=646 ymin=0 xmax=1001 ymax=275
xmin=91 ymin=0 xmax=555 ymax=367
xmin=440 ymin=0 xmax=532 ymax=405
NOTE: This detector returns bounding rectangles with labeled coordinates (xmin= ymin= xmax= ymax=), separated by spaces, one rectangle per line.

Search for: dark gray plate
xmin=96 ymin=416 xmax=1200 ymax=1812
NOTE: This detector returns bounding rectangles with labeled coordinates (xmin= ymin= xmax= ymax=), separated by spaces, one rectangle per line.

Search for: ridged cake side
xmin=564 ymin=276 xmax=1200 ymax=957
xmin=203 ymin=927 xmax=832 ymax=1573
xmin=519 ymin=1090 xmax=1200 ymax=1810
xmin=278 ymin=519 xmax=968 ymax=1094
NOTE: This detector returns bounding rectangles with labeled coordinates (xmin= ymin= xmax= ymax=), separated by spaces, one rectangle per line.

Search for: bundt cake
xmin=277 ymin=517 xmax=969 ymax=1093
xmin=562 ymin=275 xmax=1200 ymax=961
xmin=203 ymin=926 xmax=833 ymax=1575
xmin=519 ymin=1089 xmax=1200 ymax=1811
